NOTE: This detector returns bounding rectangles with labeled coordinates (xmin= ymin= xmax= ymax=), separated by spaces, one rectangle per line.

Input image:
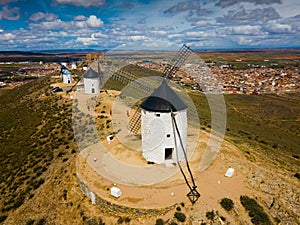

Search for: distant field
xmin=190 ymin=92 xmax=300 ymax=159
xmin=0 ymin=51 xmax=86 ymax=63
xmin=0 ymin=63 xmax=27 ymax=72
xmin=196 ymin=49 xmax=300 ymax=69
xmin=196 ymin=49 xmax=300 ymax=61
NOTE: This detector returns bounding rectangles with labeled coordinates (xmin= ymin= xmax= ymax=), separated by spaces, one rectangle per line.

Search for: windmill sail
xmin=111 ymin=69 xmax=152 ymax=94
xmin=162 ymin=44 xmax=192 ymax=79
xmin=126 ymin=106 xmax=142 ymax=134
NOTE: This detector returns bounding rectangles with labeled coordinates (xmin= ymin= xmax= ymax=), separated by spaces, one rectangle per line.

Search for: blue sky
xmin=0 ymin=0 xmax=299 ymax=50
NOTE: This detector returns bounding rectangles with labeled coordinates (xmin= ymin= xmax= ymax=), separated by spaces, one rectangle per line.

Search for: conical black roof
xmin=83 ymin=68 xmax=99 ymax=78
xmin=141 ymin=79 xmax=187 ymax=112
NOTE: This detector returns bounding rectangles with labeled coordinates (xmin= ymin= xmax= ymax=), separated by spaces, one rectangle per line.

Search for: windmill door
xmin=165 ymin=148 xmax=173 ymax=160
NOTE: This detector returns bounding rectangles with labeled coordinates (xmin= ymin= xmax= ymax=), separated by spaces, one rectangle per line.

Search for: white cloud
xmin=223 ymin=25 xmax=263 ymax=35
xmin=74 ymin=15 xmax=86 ymax=21
xmin=92 ymin=32 xmax=108 ymax=38
xmin=29 ymin=19 xmax=71 ymax=31
xmin=150 ymin=30 xmax=168 ymax=35
xmin=130 ymin=35 xmax=147 ymax=41
xmin=77 ymin=36 xmax=95 ymax=46
xmin=265 ymin=21 xmax=292 ymax=33
xmin=28 ymin=15 xmax=103 ymax=31
xmin=2 ymin=32 xmax=15 ymax=39
xmin=186 ymin=41 xmax=205 ymax=47
xmin=164 ymin=1 xmax=201 ymax=14
xmin=0 ymin=0 xmax=18 ymax=5
xmin=192 ymin=20 xmax=208 ymax=26
xmin=217 ymin=7 xmax=281 ymax=23
xmin=185 ymin=31 xmax=209 ymax=37
xmin=52 ymin=0 xmax=105 ymax=8
xmin=0 ymin=0 xmax=299 ymax=50
xmin=140 ymin=40 xmax=175 ymax=49
xmin=0 ymin=5 xmax=20 ymax=20
xmin=29 ymin=12 xmax=58 ymax=22
xmin=86 ymin=15 xmax=104 ymax=28
xmin=167 ymin=33 xmax=183 ymax=38
xmin=75 ymin=21 xmax=86 ymax=28
xmin=236 ymin=36 xmax=254 ymax=45
xmin=115 ymin=35 xmax=148 ymax=42
xmin=215 ymin=0 xmax=282 ymax=8
xmin=77 ymin=31 xmax=109 ymax=46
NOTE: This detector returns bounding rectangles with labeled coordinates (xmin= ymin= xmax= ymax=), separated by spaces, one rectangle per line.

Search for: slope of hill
xmin=0 ymin=69 xmax=299 ymax=224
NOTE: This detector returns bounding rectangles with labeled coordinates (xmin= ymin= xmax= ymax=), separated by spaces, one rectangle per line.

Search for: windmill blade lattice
xmin=106 ymin=67 xmax=159 ymax=134
xmin=126 ymin=106 xmax=142 ymax=134
xmin=127 ymin=44 xmax=193 ymax=134
xmin=111 ymin=69 xmax=153 ymax=94
xmin=162 ymin=44 xmax=192 ymax=79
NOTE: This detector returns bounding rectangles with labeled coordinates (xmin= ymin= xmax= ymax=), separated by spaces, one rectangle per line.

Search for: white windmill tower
xmin=123 ymin=44 xmax=200 ymax=204
xmin=141 ymin=79 xmax=187 ymax=164
xmin=83 ymin=60 xmax=104 ymax=94
xmin=60 ymin=65 xmax=72 ymax=84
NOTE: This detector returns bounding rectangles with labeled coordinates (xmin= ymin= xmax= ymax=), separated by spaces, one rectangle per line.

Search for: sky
xmin=0 ymin=0 xmax=299 ymax=51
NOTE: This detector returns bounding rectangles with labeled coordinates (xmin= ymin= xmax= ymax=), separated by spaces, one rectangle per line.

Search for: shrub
xmin=124 ymin=217 xmax=131 ymax=223
xmin=62 ymin=189 xmax=68 ymax=200
xmin=206 ymin=210 xmax=215 ymax=220
xmin=36 ymin=218 xmax=46 ymax=225
xmin=0 ymin=215 xmax=7 ymax=223
xmin=294 ymin=173 xmax=300 ymax=179
xmin=155 ymin=218 xmax=164 ymax=225
xmin=25 ymin=219 xmax=35 ymax=225
xmin=117 ymin=217 xmax=124 ymax=224
xmin=240 ymin=195 xmax=271 ymax=225
xmin=13 ymin=193 xmax=26 ymax=209
xmin=220 ymin=198 xmax=234 ymax=211
xmin=174 ymin=211 xmax=186 ymax=222
xmin=176 ymin=206 xmax=181 ymax=211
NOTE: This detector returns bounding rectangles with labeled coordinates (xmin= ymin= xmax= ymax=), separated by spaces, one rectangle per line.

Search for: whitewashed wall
xmin=63 ymin=73 xmax=72 ymax=84
xmin=141 ymin=109 xmax=187 ymax=164
xmin=84 ymin=78 xmax=100 ymax=94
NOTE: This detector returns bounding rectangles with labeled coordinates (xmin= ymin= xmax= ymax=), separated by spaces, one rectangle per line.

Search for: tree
xmin=220 ymin=198 xmax=234 ymax=211
xmin=174 ymin=212 xmax=186 ymax=222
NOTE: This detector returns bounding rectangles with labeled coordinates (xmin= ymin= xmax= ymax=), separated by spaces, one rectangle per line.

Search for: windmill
xmin=108 ymin=44 xmax=200 ymax=204
xmin=67 ymin=59 xmax=104 ymax=94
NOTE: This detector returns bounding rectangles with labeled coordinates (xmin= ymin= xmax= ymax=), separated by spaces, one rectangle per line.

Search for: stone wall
xmin=78 ymin=177 xmax=176 ymax=218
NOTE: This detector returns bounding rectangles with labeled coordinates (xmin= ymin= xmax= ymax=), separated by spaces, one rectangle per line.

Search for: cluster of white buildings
xmin=135 ymin=60 xmax=300 ymax=94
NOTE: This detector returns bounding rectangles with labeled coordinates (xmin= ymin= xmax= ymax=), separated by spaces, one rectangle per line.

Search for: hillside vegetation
xmin=0 ymin=66 xmax=299 ymax=224
xmin=190 ymin=92 xmax=300 ymax=156
xmin=0 ymin=75 xmax=77 ymax=223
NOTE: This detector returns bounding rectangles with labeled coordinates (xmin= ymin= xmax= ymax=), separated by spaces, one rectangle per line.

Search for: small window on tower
xmin=155 ymin=113 xmax=160 ymax=117
xmin=166 ymin=134 xmax=171 ymax=138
